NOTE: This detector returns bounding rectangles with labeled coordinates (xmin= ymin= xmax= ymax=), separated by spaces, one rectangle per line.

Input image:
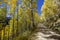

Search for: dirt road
xmin=28 ymin=23 xmax=60 ymax=40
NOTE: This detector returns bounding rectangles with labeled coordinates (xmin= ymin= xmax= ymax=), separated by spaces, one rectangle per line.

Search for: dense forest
xmin=40 ymin=0 xmax=60 ymax=32
xmin=0 ymin=0 xmax=40 ymax=40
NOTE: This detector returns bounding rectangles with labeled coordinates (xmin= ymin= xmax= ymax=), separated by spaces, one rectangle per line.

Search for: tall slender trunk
xmin=3 ymin=3 xmax=7 ymax=40
xmin=16 ymin=1 xmax=19 ymax=36
xmin=30 ymin=0 xmax=35 ymax=28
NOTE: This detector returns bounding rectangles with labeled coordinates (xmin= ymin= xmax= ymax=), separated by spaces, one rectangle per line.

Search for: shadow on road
xmin=28 ymin=23 xmax=60 ymax=40
xmin=44 ymin=35 xmax=60 ymax=40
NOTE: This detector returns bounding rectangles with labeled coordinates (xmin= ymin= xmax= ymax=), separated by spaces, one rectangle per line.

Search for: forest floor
xmin=28 ymin=23 xmax=60 ymax=40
